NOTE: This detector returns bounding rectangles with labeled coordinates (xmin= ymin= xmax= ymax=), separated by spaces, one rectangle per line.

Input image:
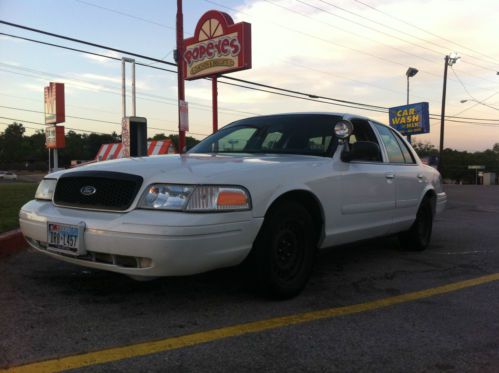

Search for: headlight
xmin=35 ymin=179 xmax=57 ymax=200
xmin=138 ymin=184 xmax=251 ymax=212
xmin=138 ymin=184 xmax=195 ymax=210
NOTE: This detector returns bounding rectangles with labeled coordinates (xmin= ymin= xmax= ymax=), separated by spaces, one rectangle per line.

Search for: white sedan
xmin=20 ymin=113 xmax=446 ymax=298
xmin=0 ymin=171 xmax=18 ymax=180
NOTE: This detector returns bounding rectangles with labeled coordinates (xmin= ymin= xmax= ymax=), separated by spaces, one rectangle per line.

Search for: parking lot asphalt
xmin=1 ymin=185 xmax=499 ymax=372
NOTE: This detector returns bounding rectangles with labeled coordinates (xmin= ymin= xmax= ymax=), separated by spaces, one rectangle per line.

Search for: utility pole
xmin=438 ymin=53 xmax=460 ymax=175
xmin=176 ymin=0 xmax=186 ymax=153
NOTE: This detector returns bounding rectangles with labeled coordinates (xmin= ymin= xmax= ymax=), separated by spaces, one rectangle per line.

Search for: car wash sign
xmin=389 ymin=102 xmax=430 ymax=135
xmin=183 ymin=10 xmax=251 ymax=80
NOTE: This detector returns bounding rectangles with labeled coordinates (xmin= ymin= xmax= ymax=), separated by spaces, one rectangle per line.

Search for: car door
xmin=372 ymin=123 xmax=425 ymax=232
xmin=325 ymin=118 xmax=396 ymax=247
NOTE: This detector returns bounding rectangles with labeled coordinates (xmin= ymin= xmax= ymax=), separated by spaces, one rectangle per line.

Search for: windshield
xmin=189 ymin=114 xmax=342 ymax=157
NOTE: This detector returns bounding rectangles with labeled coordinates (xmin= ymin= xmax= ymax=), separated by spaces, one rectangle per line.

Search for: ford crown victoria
xmin=19 ymin=113 xmax=446 ymax=298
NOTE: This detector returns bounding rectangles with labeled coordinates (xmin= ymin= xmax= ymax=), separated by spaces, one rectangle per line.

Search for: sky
xmin=1 ymin=0 xmax=498 ymax=152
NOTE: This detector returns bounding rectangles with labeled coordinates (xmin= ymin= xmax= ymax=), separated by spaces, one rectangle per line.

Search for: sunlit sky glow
xmin=1 ymin=0 xmax=498 ymax=151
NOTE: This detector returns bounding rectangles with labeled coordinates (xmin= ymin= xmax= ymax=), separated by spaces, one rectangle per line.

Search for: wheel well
xmin=423 ymin=189 xmax=437 ymax=216
xmin=266 ymin=190 xmax=324 ymax=247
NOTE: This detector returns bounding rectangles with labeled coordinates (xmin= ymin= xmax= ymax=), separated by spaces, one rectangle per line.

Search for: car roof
xmin=227 ymin=112 xmax=376 ymax=123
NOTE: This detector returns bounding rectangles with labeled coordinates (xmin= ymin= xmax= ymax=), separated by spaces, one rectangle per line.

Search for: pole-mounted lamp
xmin=405 ymin=67 xmax=418 ymax=144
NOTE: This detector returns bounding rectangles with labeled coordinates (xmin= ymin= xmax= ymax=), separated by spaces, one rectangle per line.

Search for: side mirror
xmin=341 ymin=141 xmax=381 ymax=162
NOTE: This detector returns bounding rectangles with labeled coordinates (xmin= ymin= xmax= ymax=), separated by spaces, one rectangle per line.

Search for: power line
xmin=4 ymin=60 xmax=499 ymax=126
xmin=74 ymin=0 xmax=175 ymax=30
xmin=0 ymin=32 xmax=177 ymax=74
xmin=0 ymin=121 xmax=41 ymax=131
xmin=451 ymin=66 xmax=479 ymax=101
xmin=0 ymin=105 xmax=211 ymax=136
xmin=0 ymin=20 xmax=177 ymax=67
xmin=451 ymin=91 xmax=499 ymax=116
xmin=352 ymin=0 xmax=499 ymax=67
xmin=294 ymin=0 xmax=496 ymax=81
xmin=0 ymin=62 xmax=255 ymax=118
xmin=1 ymin=21 xmax=498 ymax=124
xmin=0 ymin=22 xmax=390 ymax=110
xmin=0 ymin=116 xmax=110 ymax=134
xmin=313 ymin=0 xmax=499 ymax=73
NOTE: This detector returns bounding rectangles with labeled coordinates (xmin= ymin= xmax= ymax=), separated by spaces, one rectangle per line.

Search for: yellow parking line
xmin=3 ymin=273 xmax=499 ymax=373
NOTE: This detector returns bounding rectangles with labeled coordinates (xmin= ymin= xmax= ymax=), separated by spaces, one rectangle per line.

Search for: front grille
xmin=54 ymin=171 xmax=143 ymax=211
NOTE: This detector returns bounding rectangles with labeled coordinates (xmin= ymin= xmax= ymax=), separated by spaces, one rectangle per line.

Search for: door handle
xmin=385 ymin=173 xmax=395 ymax=180
xmin=417 ymin=173 xmax=424 ymax=179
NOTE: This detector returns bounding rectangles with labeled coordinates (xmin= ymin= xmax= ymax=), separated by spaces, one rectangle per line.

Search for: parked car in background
xmin=0 ymin=171 xmax=18 ymax=181
xmin=19 ymin=113 xmax=446 ymax=298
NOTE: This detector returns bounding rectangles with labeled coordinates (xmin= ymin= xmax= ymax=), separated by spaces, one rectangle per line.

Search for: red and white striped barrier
xmin=95 ymin=140 xmax=176 ymax=161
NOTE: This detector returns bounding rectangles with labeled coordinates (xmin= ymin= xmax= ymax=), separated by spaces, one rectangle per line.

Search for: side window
xmin=261 ymin=131 xmax=283 ymax=150
xmin=374 ymin=124 xmax=405 ymax=163
xmin=393 ymin=132 xmax=416 ymax=164
xmin=216 ymin=127 xmax=257 ymax=152
xmin=349 ymin=119 xmax=382 ymax=162
xmin=308 ymin=135 xmax=332 ymax=152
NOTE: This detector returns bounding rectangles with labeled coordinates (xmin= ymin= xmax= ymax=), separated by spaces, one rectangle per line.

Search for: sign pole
xmin=121 ymin=59 xmax=126 ymax=119
xmin=176 ymin=0 xmax=186 ymax=153
xmin=132 ymin=59 xmax=136 ymax=116
xmin=212 ymin=75 xmax=218 ymax=133
xmin=53 ymin=144 xmax=58 ymax=170
xmin=406 ymin=76 xmax=411 ymax=144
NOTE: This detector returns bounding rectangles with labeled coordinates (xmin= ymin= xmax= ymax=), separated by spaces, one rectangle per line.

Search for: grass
xmin=0 ymin=182 xmax=38 ymax=233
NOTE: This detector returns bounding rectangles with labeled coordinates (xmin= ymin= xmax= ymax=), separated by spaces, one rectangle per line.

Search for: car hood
xmin=51 ymin=153 xmax=331 ymax=185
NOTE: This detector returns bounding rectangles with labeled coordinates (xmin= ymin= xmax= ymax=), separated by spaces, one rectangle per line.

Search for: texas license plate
xmin=47 ymin=222 xmax=85 ymax=255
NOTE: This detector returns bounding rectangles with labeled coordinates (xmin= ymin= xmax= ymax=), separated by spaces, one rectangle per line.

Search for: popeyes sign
xmin=183 ymin=10 xmax=251 ymax=80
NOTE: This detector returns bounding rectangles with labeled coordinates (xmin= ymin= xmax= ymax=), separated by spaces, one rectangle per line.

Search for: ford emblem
xmin=80 ymin=185 xmax=97 ymax=196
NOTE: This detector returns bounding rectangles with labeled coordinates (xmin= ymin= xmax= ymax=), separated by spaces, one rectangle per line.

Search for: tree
xmin=167 ymin=134 xmax=200 ymax=152
xmin=411 ymin=141 xmax=438 ymax=158
xmin=149 ymin=133 xmax=201 ymax=151
xmin=0 ymin=123 xmax=28 ymax=163
xmin=151 ymin=133 xmax=168 ymax=140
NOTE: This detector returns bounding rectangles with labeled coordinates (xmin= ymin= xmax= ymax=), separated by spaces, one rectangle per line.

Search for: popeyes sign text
xmin=183 ymin=10 xmax=251 ymax=80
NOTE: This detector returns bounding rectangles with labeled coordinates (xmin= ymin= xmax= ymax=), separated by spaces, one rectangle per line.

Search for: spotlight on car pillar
xmin=334 ymin=120 xmax=353 ymax=140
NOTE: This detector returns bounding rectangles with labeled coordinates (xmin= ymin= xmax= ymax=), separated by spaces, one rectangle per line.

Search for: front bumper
xmin=19 ymin=200 xmax=263 ymax=278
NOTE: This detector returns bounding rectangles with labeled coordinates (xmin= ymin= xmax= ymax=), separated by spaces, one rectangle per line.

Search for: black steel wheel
xmin=399 ymin=198 xmax=433 ymax=251
xmin=249 ymin=201 xmax=316 ymax=299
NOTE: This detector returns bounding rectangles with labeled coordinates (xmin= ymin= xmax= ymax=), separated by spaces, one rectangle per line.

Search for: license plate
xmin=47 ymin=222 xmax=86 ymax=255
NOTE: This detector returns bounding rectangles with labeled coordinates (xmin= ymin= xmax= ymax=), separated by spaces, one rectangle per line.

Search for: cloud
xmin=84 ymin=50 xmax=122 ymax=64
xmin=80 ymin=73 xmax=152 ymax=91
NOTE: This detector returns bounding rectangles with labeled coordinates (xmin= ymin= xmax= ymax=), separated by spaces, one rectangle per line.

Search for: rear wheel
xmin=249 ymin=201 xmax=316 ymax=299
xmin=399 ymin=198 xmax=433 ymax=251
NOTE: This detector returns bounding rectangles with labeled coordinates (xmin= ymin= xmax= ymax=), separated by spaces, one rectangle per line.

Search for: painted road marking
xmin=3 ymin=273 xmax=499 ymax=373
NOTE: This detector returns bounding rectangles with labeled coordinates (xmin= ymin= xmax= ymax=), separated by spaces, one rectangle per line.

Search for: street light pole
xmin=460 ymin=99 xmax=499 ymax=111
xmin=405 ymin=67 xmax=418 ymax=144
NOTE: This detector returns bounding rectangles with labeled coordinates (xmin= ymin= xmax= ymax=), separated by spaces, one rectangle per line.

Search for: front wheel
xmin=249 ymin=201 xmax=316 ymax=299
xmin=399 ymin=198 xmax=433 ymax=251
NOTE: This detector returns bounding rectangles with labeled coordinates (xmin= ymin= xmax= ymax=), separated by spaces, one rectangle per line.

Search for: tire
xmin=249 ymin=201 xmax=317 ymax=299
xmin=398 ymin=198 xmax=433 ymax=251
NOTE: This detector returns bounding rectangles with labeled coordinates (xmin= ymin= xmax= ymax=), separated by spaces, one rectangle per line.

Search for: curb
xmin=0 ymin=229 xmax=27 ymax=258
